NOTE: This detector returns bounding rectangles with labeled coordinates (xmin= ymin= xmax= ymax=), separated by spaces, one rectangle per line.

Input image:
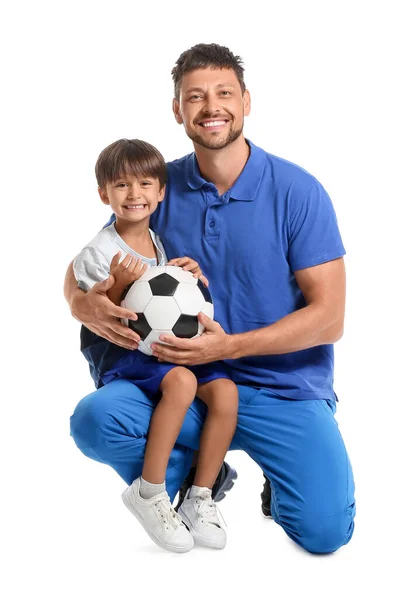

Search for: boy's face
xmin=99 ymin=175 xmax=165 ymax=223
xmin=172 ymin=67 xmax=251 ymax=150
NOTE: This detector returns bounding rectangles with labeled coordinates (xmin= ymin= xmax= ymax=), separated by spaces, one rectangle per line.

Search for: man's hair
xmin=171 ymin=43 xmax=245 ymax=99
xmin=95 ymin=139 xmax=167 ymax=189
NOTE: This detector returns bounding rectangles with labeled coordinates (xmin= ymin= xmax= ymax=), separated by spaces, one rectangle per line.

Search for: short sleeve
xmin=288 ymin=181 xmax=345 ymax=272
xmin=73 ymin=247 xmax=110 ymax=292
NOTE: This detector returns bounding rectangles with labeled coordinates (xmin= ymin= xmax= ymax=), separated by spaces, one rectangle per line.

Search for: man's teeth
xmin=125 ymin=204 xmax=145 ymax=209
xmin=203 ymin=121 xmax=226 ymax=127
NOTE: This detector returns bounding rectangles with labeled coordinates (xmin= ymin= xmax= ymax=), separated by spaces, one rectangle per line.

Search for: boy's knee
xmin=162 ymin=367 xmax=197 ymax=398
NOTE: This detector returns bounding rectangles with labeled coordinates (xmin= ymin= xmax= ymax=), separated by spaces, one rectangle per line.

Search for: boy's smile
xmin=99 ymin=175 xmax=165 ymax=224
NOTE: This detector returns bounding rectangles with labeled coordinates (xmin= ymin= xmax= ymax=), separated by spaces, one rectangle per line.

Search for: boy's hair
xmin=95 ymin=139 xmax=167 ymax=189
xmin=171 ymin=43 xmax=245 ymax=100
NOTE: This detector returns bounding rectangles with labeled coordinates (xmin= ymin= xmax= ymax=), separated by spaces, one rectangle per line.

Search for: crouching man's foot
xmin=175 ymin=461 xmax=237 ymax=510
xmin=178 ymin=487 xmax=226 ymax=549
xmin=122 ymin=477 xmax=194 ymax=553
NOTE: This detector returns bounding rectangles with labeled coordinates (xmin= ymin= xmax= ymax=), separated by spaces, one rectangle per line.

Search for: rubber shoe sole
xmin=213 ymin=463 xmax=238 ymax=502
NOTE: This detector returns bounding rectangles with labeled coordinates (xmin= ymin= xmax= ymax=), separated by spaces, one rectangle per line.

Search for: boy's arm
xmin=64 ymin=259 xmax=140 ymax=350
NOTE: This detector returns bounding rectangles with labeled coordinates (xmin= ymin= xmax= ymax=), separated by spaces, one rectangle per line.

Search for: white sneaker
xmin=178 ymin=488 xmax=226 ymax=549
xmin=122 ymin=478 xmax=194 ymax=553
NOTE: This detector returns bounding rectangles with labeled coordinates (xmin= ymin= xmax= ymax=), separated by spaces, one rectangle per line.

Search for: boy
xmin=73 ymin=138 xmax=238 ymax=553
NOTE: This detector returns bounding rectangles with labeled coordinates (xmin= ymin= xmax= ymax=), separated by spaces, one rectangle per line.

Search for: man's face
xmin=99 ymin=175 xmax=165 ymax=224
xmin=173 ymin=67 xmax=251 ymax=150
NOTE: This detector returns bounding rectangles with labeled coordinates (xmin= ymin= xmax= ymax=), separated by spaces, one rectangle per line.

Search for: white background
xmin=1 ymin=0 xmax=417 ymax=598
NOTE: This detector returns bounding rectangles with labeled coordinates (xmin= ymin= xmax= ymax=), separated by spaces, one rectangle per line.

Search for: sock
xmin=189 ymin=485 xmax=212 ymax=499
xmin=139 ymin=477 xmax=166 ymax=499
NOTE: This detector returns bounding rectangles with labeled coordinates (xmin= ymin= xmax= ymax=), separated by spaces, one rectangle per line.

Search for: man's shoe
xmin=178 ymin=488 xmax=226 ymax=549
xmin=175 ymin=461 xmax=237 ymax=511
xmin=261 ymin=474 xmax=273 ymax=519
xmin=122 ymin=477 xmax=194 ymax=553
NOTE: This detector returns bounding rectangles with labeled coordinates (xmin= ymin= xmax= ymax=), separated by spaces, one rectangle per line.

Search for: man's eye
xmin=189 ymin=94 xmax=202 ymax=101
xmin=220 ymin=91 xmax=231 ymax=96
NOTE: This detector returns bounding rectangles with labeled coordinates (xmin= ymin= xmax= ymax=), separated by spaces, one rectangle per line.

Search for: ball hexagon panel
xmin=121 ymin=281 xmax=152 ymax=313
xmin=173 ymin=282 xmax=207 ymax=315
xmin=148 ymin=273 xmax=179 ymax=297
xmin=144 ymin=296 xmax=181 ymax=330
xmin=201 ymin=301 xmax=214 ymax=320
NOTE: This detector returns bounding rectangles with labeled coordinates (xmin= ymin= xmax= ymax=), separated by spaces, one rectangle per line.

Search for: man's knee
xmin=70 ymin=383 xmax=151 ymax=453
xmin=70 ymin=392 xmax=110 ymax=452
xmin=291 ymin=508 xmax=355 ymax=554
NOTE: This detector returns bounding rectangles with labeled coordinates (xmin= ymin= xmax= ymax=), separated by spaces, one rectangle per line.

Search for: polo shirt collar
xmin=186 ymin=139 xmax=266 ymax=201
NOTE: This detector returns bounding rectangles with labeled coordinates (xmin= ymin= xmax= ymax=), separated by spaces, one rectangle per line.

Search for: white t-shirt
xmin=74 ymin=223 xmax=167 ymax=291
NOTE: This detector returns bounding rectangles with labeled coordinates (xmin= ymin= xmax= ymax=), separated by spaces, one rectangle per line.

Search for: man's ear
xmin=98 ymin=187 xmax=110 ymax=205
xmin=172 ymin=98 xmax=183 ymax=124
xmin=243 ymin=89 xmax=251 ymax=117
xmin=158 ymin=185 xmax=166 ymax=203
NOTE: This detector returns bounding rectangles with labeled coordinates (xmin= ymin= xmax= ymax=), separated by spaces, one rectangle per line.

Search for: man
xmin=65 ymin=43 xmax=355 ymax=554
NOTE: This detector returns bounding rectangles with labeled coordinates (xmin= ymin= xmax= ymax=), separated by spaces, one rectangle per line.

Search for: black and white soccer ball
xmin=121 ymin=265 xmax=214 ymax=355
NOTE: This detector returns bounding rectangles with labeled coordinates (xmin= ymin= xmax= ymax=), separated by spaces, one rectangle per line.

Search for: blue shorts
xmin=101 ymin=352 xmax=231 ymax=396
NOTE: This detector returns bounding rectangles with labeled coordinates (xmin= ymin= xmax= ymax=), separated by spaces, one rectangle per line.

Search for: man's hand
xmin=167 ymin=256 xmax=209 ymax=287
xmin=150 ymin=313 xmax=232 ymax=365
xmin=71 ymin=276 xmax=140 ymax=350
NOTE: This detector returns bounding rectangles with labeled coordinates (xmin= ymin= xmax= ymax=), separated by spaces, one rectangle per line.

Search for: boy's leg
xmin=193 ymin=379 xmax=238 ymax=488
xmin=231 ymin=386 xmax=356 ymax=554
xmin=177 ymin=378 xmax=238 ymax=549
xmin=141 ymin=367 xmax=197 ymax=484
xmin=70 ymin=379 xmax=205 ymax=500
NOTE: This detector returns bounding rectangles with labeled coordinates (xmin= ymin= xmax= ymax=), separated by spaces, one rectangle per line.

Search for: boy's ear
xmin=98 ymin=187 xmax=110 ymax=205
xmin=158 ymin=185 xmax=166 ymax=203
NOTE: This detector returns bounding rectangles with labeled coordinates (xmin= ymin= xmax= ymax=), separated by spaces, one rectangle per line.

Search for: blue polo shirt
xmin=149 ymin=140 xmax=345 ymax=401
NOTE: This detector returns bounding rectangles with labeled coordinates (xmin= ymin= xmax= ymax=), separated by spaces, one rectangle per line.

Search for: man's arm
xmin=64 ymin=260 xmax=140 ymax=350
xmin=227 ymin=257 xmax=345 ymax=358
xmin=151 ymin=258 xmax=345 ymax=364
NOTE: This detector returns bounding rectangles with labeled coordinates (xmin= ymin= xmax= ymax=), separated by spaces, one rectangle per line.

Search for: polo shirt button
xmin=209 ymin=221 xmax=215 ymax=227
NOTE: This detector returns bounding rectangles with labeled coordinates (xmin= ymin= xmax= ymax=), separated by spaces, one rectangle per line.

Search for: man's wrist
xmin=224 ymin=333 xmax=242 ymax=360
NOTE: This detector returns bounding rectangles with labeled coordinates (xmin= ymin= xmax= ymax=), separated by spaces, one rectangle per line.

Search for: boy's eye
xmin=116 ymin=182 xmax=128 ymax=188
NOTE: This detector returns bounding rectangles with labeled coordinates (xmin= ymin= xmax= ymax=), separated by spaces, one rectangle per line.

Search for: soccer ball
xmin=121 ymin=265 xmax=214 ymax=355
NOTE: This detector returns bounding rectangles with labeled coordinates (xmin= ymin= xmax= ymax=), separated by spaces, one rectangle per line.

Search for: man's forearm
xmin=227 ymin=303 xmax=344 ymax=360
xmin=64 ymin=261 xmax=85 ymax=311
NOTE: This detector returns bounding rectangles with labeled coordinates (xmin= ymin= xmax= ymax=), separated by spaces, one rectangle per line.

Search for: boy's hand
xmin=110 ymin=252 xmax=147 ymax=288
xmin=167 ymin=256 xmax=209 ymax=287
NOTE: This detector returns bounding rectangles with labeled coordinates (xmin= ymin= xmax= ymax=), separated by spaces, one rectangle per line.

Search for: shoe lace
xmin=154 ymin=497 xmax=183 ymax=531
xmin=195 ymin=491 xmax=227 ymax=528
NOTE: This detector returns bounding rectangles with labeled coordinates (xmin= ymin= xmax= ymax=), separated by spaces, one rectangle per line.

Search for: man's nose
xmin=203 ymin=92 xmax=221 ymax=115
